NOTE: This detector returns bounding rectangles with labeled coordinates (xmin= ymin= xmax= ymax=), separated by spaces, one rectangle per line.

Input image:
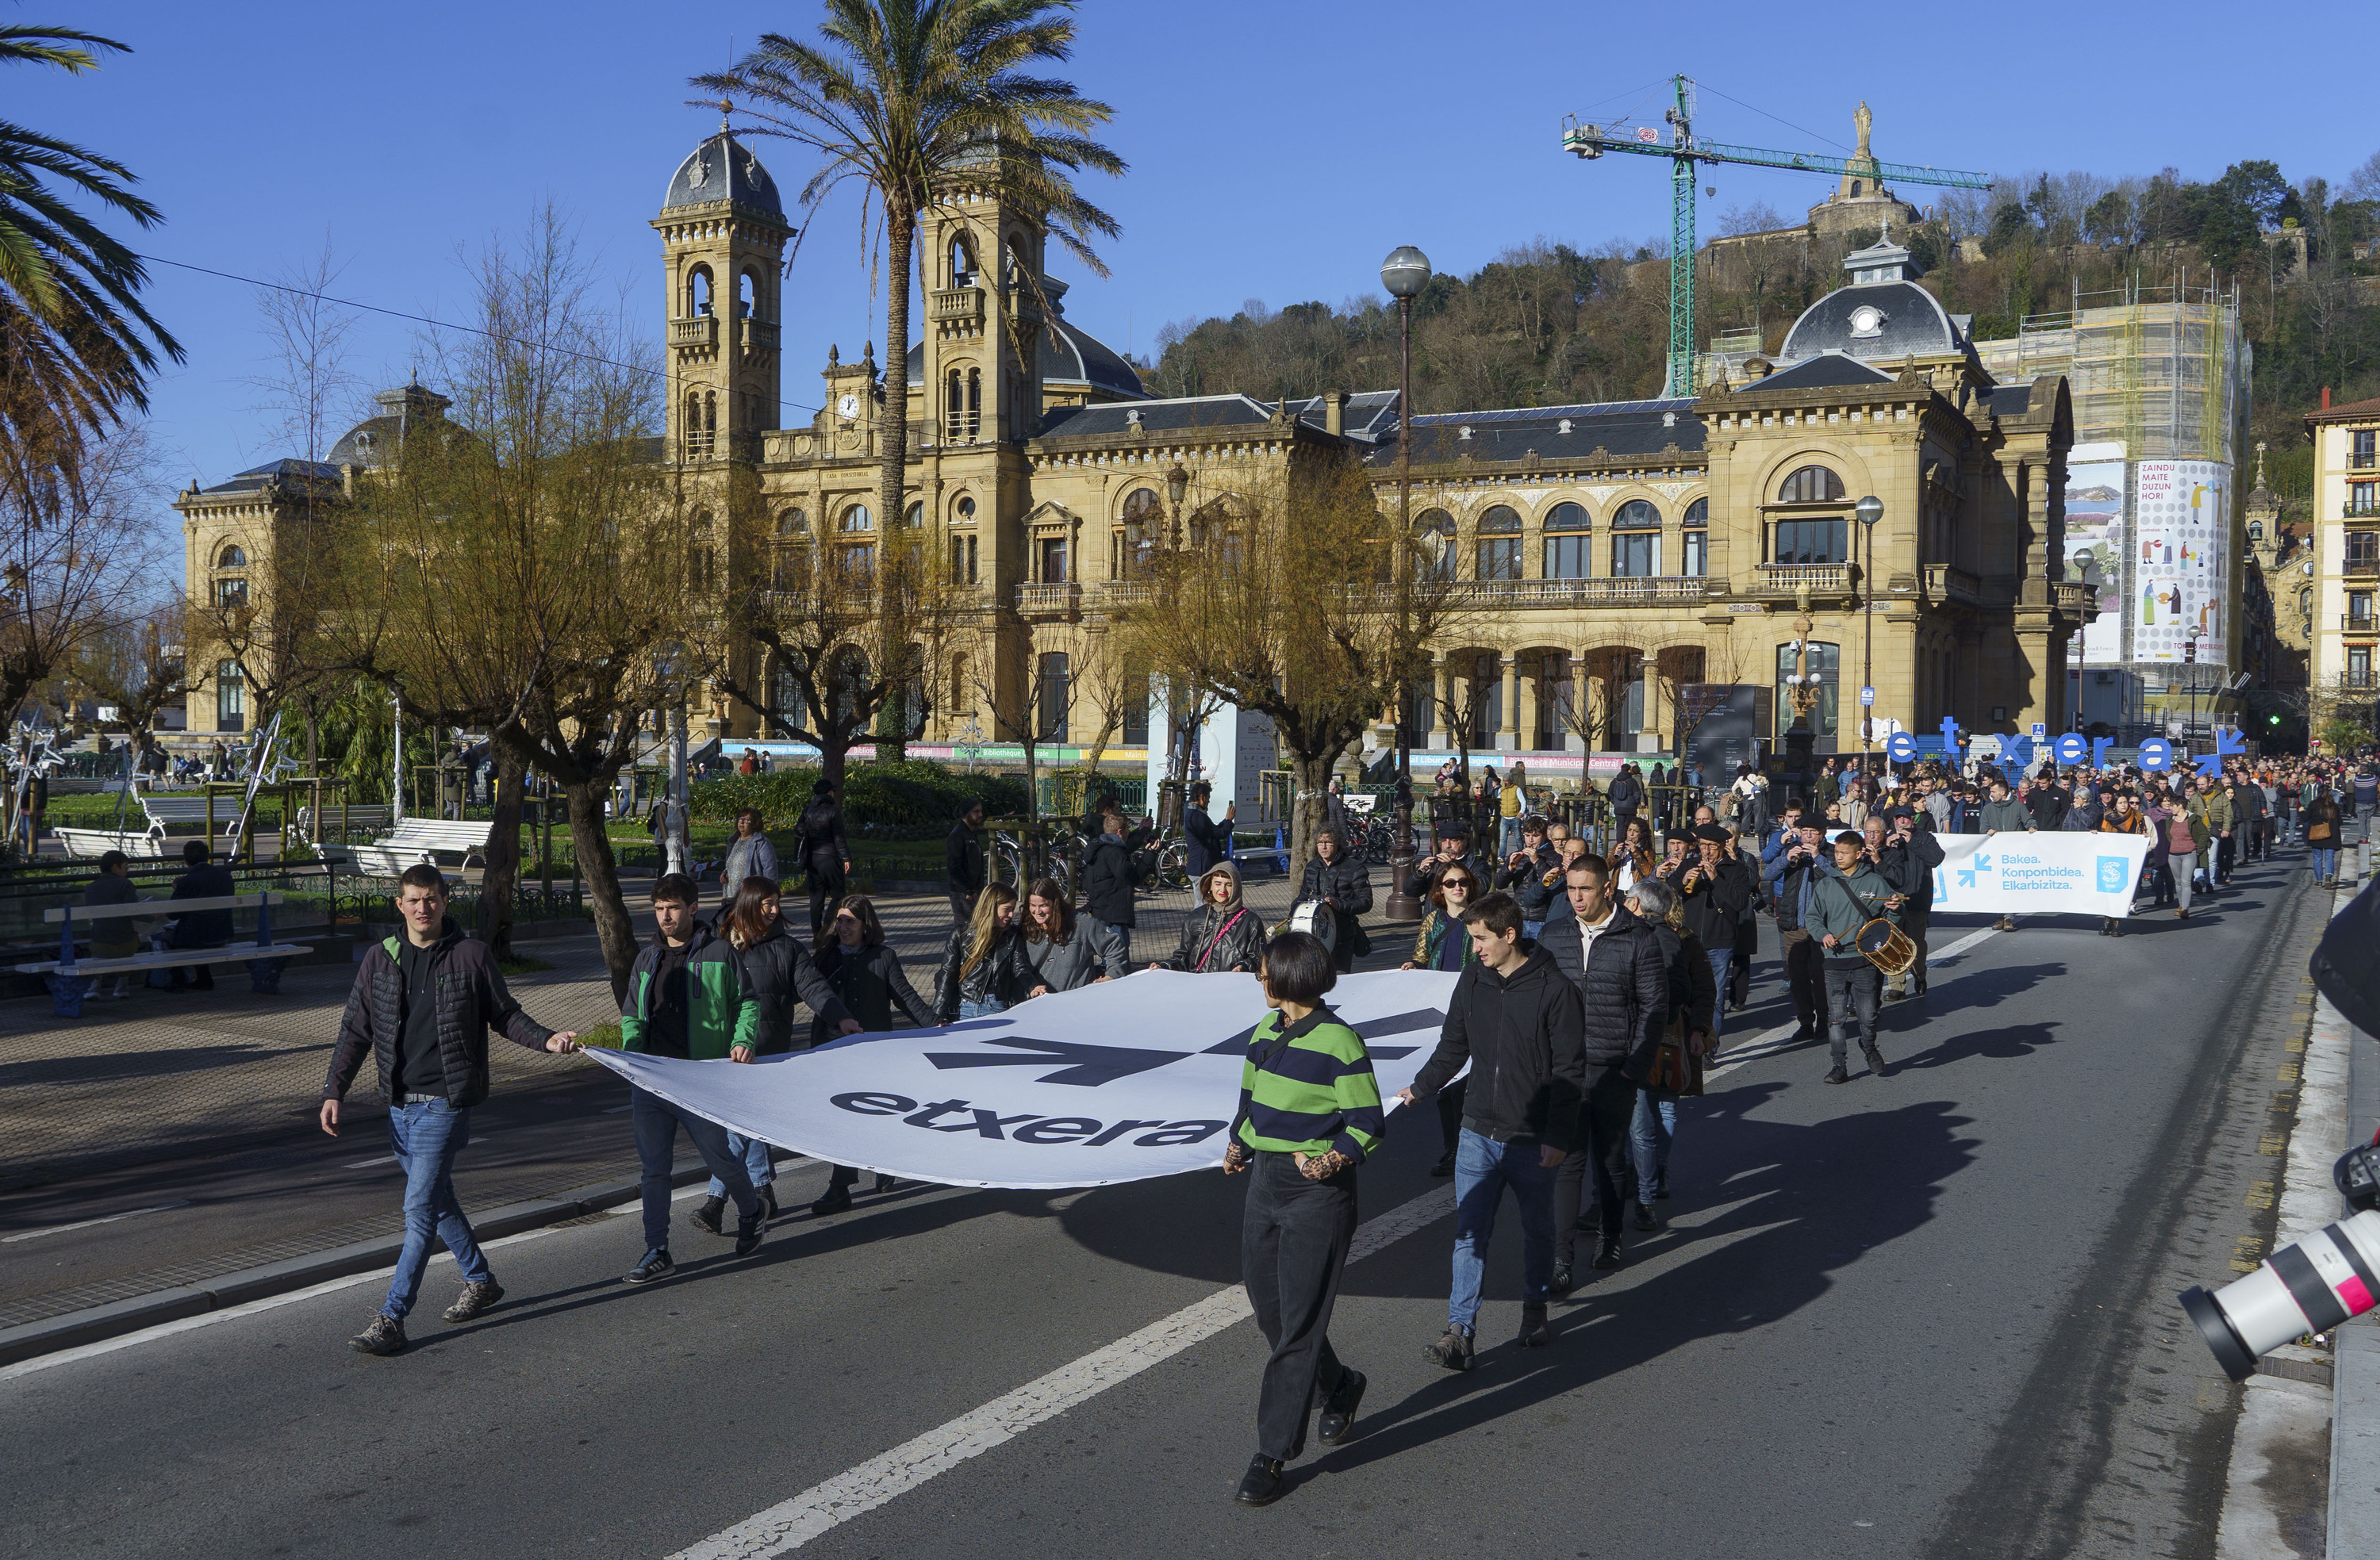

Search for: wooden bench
xmin=349 ymin=818 xmax=494 ymax=876
xmin=17 ymin=893 xmax=310 ymax=1016
xmin=52 ymin=828 xmax=167 ymax=860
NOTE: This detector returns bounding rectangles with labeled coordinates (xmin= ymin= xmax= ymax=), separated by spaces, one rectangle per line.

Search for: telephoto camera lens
xmin=2178 ymin=1141 xmax=2380 ymax=1382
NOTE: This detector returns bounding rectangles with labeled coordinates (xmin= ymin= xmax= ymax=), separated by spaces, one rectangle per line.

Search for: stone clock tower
xmin=653 ymin=124 xmax=792 ymax=460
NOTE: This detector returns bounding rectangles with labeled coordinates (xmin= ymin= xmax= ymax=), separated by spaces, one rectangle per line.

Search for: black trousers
xmin=1436 ymin=1079 xmax=1468 ymax=1154
xmin=949 ymin=888 xmax=974 ymax=929
xmin=1782 ymin=932 xmax=1825 ymax=1029
xmin=1553 ymin=1066 xmax=1639 ymax=1266
xmin=808 ymin=864 xmax=848 ymax=936
xmin=1241 ymin=1151 xmax=1356 ymax=1462
xmin=2217 ymin=834 xmax=2236 ymax=882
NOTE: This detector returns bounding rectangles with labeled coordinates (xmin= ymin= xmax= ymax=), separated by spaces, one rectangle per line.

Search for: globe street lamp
xmin=1380 ymin=244 xmax=1431 ymax=921
xmin=1855 ymin=493 xmax=1883 ymax=749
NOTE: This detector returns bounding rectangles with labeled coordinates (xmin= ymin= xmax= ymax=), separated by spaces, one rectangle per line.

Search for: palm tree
xmin=693 ymin=0 xmax=1123 ymax=761
xmin=0 ymin=23 xmax=182 ymax=436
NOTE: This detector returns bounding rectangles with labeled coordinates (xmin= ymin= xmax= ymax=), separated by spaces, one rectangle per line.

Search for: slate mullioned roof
xmin=1741 ymin=354 xmax=1896 ymax=393
xmin=1361 ymin=397 xmax=1706 ymax=467
xmin=198 ymin=458 xmax=343 ymax=496
xmin=662 ymin=131 xmax=785 ymax=219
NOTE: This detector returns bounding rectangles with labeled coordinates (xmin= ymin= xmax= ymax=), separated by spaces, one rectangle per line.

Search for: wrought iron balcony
xmin=2344 ymin=614 xmax=2379 ymax=634
xmin=2342 ymin=557 xmax=2380 ymax=577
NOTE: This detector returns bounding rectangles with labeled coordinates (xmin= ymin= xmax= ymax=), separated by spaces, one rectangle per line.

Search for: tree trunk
xmin=1287 ymin=745 xmax=1345 ymax=883
xmin=818 ymin=732 xmax=850 ymax=804
xmin=874 ymin=205 xmax=917 ymax=765
xmin=480 ymin=736 xmax=530 ymax=957
xmin=563 ymin=776 xmax=639 ymax=1001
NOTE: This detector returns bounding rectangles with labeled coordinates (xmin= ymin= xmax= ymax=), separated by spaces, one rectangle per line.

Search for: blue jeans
xmin=708 ymin=1133 xmax=774 ymax=1199
xmin=2313 ymin=847 xmax=2340 ymax=880
xmin=1705 ymin=947 xmax=1733 ymax=1038
xmin=1630 ymin=1087 xmax=1676 ymax=1201
xmin=1447 ymin=1127 xmax=1557 ymax=1332
xmin=632 ymin=1087 xmax=755 ymax=1254
xmin=382 ymin=1098 xmax=489 ymax=1320
xmin=958 ymin=997 xmax=1007 ymax=1021
xmin=1499 ymin=818 xmax=1522 ymax=857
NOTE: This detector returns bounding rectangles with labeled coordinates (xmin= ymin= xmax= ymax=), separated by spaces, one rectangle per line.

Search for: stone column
xmin=1426 ymin=653 xmax=1451 ymax=750
xmin=1498 ymin=655 xmax=1520 ymax=751
xmin=1569 ymin=654 xmax=1588 ymax=753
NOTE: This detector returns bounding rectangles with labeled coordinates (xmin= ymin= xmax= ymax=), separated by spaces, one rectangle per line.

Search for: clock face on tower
xmin=838 ymin=393 xmax=860 ymax=418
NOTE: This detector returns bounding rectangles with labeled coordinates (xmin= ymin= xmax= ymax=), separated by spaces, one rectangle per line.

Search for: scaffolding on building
xmin=1974 ymin=278 xmax=2246 ymax=469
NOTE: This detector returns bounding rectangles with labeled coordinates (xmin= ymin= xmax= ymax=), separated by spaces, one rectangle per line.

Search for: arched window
xmin=1611 ymin=500 xmax=1660 ymax=577
xmin=2301 ymin=585 xmax=2315 ymax=615
xmin=956 ymin=496 xmax=977 ymax=523
xmin=1474 ymin=504 xmax=1522 ymax=581
xmin=777 ymin=508 xmax=808 ymax=536
xmin=904 ymin=501 xmax=923 ymax=528
xmin=738 ymin=268 xmax=758 ymax=319
xmin=1415 ymin=508 xmax=1456 ymax=581
xmin=215 ymin=659 xmax=245 ymax=733
xmin=950 ymin=234 xmax=977 ymax=287
xmin=217 ymin=544 xmax=247 ymax=569
xmin=1542 ymin=500 xmax=1590 ymax=580
xmin=214 ymin=577 xmax=248 ymax=608
xmin=687 ymin=264 xmax=714 ymax=318
xmin=840 ymin=504 xmax=873 ymax=533
xmin=1776 ymin=641 xmax=1841 ymax=748
xmin=1778 ymin=464 xmax=1846 ymax=504
xmin=1682 ymin=496 xmax=1709 ymax=578
xmin=770 ymin=658 xmax=808 ymax=735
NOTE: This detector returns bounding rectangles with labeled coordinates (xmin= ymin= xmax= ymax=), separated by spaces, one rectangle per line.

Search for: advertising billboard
xmin=2132 ymin=459 xmax=2229 ymax=664
xmin=2063 ymin=442 xmax=2127 ymax=665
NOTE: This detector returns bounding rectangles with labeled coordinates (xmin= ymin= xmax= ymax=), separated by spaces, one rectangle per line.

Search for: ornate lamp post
xmin=1855 ymin=493 xmax=1883 ymax=750
xmin=1381 ymin=243 xmax=1431 ymax=921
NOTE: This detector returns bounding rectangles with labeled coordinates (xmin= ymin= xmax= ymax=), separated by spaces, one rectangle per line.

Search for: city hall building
xmin=178 ymin=128 xmax=2091 ymax=768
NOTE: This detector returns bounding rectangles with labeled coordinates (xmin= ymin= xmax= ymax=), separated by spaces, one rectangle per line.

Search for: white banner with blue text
xmin=1930 ymin=830 xmax=2155 ymax=918
xmin=578 ymin=969 xmax=1459 ymax=1190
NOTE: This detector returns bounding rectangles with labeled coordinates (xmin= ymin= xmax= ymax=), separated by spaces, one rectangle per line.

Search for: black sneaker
xmin=810 ymin=1184 xmax=853 ymax=1217
xmin=1430 ymin=1148 xmax=1456 ymax=1178
xmin=1235 ymin=1455 xmax=1286 ymax=1507
xmin=735 ymin=1210 xmax=765 ymax=1258
xmin=1790 ymin=1024 xmax=1818 ymax=1042
xmin=1824 ymin=1064 xmax=1849 ymax=1084
xmin=1517 ymin=1303 xmax=1551 ymax=1348
xmin=688 ymin=1195 xmax=726 ymax=1236
xmin=1591 ymin=1236 xmax=1622 ymax=1271
xmin=873 ymin=1174 xmax=901 ymax=1194
xmin=1863 ymin=1044 xmax=1888 ymax=1079
xmin=1548 ymin=1263 xmax=1576 ymax=1297
xmin=623 ymin=1248 xmax=674 ymax=1285
xmin=1316 ymin=1369 xmax=1366 ymax=1445
xmin=1633 ymin=1201 xmax=1662 ymax=1231
xmin=1425 ymin=1324 xmax=1476 ymax=1371
xmin=440 ymin=1279 xmax=504 ymax=1324
xmin=349 ymin=1313 xmax=406 ymax=1355
xmin=757 ymin=1185 xmax=778 ymax=1221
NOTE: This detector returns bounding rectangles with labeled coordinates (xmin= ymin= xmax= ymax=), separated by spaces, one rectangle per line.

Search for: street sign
xmin=1860 ymin=686 xmax=1875 ymax=707
xmin=2031 ymin=722 xmax=2047 ymax=742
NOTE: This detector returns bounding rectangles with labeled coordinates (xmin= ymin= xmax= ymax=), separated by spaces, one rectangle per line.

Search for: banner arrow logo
xmin=923 ymin=1036 xmax=1192 ymax=1087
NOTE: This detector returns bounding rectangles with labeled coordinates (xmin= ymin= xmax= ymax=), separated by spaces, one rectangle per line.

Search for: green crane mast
xmin=1562 ymin=76 xmax=1993 ymax=399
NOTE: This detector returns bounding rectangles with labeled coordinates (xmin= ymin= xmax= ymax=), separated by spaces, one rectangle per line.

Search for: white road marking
xmin=2 ymin=1202 xmax=193 ymax=1245
xmin=1703 ymin=920 xmax=2007 ymax=1083
xmin=668 ymin=1185 xmax=1457 ymax=1560
xmin=343 ymin=1155 xmax=398 ymax=1169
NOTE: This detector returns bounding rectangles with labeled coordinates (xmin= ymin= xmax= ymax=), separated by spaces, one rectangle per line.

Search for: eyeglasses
xmin=1441 ymin=878 xmax=1476 ymax=892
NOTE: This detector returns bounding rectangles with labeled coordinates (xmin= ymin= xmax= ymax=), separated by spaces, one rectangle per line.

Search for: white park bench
xmin=297 ymin=803 xmax=393 ymax=840
xmin=347 ymin=818 xmax=494 ymax=877
xmin=17 ymin=892 xmax=310 ymax=1017
xmin=140 ymin=795 xmax=237 ymax=838
xmin=52 ymin=828 xmax=167 ymax=860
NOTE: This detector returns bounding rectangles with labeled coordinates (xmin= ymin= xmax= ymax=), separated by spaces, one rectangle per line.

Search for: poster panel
xmin=2063 ymin=441 xmax=2127 ymax=665
xmin=2132 ymin=460 xmax=2230 ymax=665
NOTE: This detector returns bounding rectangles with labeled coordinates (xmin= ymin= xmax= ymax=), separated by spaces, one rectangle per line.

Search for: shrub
xmin=689 ymin=760 xmax=1027 ymax=831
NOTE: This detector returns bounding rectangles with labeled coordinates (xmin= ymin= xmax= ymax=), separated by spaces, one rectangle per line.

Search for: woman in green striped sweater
xmin=1223 ymin=929 xmax=1382 ymax=1508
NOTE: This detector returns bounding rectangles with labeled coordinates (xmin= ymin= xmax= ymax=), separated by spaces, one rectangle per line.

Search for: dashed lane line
xmin=2 ymin=1202 xmax=194 ymax=1245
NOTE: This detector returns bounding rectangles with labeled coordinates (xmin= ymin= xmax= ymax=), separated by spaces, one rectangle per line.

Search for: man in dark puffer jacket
xmin=321 ymin=865 xmax=578 ymax=1357
xmin=1537 ymin=853 xmax=1668 ymax=1285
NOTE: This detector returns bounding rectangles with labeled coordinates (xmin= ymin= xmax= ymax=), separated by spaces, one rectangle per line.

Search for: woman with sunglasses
xmin=809 ymin=895 xmax=938 ymax=1216
xmin=1403 ymin=864 xmax=1480 ymax=1178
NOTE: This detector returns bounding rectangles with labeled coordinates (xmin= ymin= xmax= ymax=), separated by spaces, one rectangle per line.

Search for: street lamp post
xmin=2186 ymin=627 xmax=2202 ymax=753
xmin=1380 ymin=244 xmax=1431 ymax=921
xmin=1855 ymin=494 xmax=1883 ymax=750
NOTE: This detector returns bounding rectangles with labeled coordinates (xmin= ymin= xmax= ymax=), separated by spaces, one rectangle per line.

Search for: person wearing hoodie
xmin=1806 ymin=832 xmax=1904 ymax=1084
xmin=1295 ymin=825 xmax=1374 ymax=972
xmin=933 ymin=883 xmax=1033 ymax=1022
xmin=614 ymin=873 xmax=764 ymax=1286
xmin=1079 ymin=802 xmax=1157 ymax=965
xmin=1538 ymin=854 xmax=1669 ymax=1286
xmin=1154 ymin=860 xmax=1269 ymax=973
xmin=1399 ymin=891 xmax=1585 ymax=1369
xmin=321 ymin=865 xmax=579 ymax=1356
xmin=689 ymin=876 xmax=861 ymax=1236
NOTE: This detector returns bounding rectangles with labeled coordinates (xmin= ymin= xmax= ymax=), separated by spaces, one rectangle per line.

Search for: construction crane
xmin=1562 ymin=76 xmax=1992 ymax=399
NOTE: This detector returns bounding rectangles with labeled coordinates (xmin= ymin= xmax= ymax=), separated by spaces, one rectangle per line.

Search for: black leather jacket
xmin=932 ymin=926 xmax=1031 ymax=1021
xmin=734 ymin=921 xmax=850 ymax=1053
xmin=1160 ymin=904 xmax=1269 ymax=972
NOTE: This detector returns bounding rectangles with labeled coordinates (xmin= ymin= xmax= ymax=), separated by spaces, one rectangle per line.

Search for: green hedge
xmin=690 ymin=760 xmax=1028 ymax=832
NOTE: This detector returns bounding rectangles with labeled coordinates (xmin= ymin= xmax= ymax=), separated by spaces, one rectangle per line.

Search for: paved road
xmin=0 ymin=846 xmax=2328 ymax=1560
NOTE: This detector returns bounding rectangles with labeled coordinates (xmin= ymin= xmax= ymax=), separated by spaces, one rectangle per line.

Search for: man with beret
xmin=1664 ymin=822 xmax=1752 ymax=1040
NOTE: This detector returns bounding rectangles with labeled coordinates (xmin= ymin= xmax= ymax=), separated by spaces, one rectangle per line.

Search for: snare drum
xmin=1853 ymin=916 xmax=1917 ymax=976
xmin=1288 ymin=899 xmax=1339 ymax=952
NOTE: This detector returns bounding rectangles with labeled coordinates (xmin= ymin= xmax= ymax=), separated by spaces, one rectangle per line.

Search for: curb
xmin=0 ymin=1166 xmax=710 ymax=1367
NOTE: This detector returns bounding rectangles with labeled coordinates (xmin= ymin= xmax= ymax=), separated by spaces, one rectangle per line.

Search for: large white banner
xmin=1931 ymin=831 xmax=2154 ymax=917
xmin=579 ymin=970 xmax=1459 ymax=1190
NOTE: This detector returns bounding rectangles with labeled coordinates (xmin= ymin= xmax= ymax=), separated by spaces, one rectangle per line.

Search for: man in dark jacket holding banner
xmin=1537 ymin=854 xmax=1668 ymax=1286
xmin=1401 ymin=891 xmax=1584 ymax=1368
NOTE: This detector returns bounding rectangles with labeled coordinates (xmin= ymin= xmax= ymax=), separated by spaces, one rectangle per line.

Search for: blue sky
xmin=17 ymin=0 xmax=2370 ymax=493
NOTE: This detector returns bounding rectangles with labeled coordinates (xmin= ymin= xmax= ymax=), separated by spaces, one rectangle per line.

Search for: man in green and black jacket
xmin=616 ymin=873 xmax=764 ymax=1286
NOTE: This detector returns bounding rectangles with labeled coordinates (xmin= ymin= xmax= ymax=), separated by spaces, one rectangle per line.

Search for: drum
xmin=1854 ymin=917 xmax=1917 ymax=976
xmin=1288 ymin=899 xmax=1339 ymax=953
